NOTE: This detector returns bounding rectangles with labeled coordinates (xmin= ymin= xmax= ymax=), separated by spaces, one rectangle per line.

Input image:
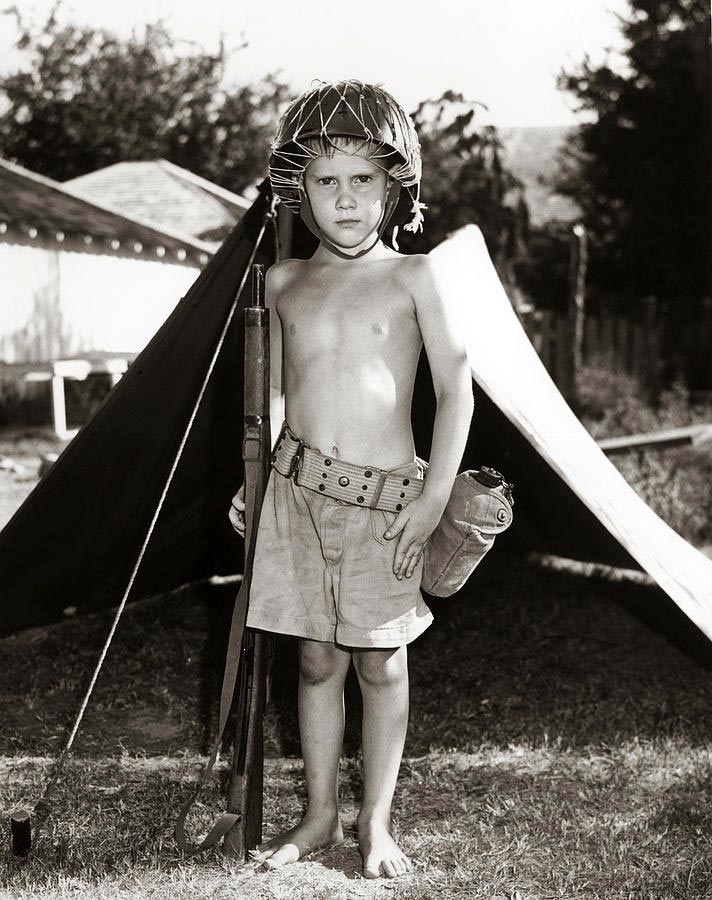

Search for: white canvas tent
xmin=430 ymin=226 xmax=712 ymax=642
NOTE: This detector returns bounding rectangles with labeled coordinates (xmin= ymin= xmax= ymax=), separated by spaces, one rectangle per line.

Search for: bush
xmin=0 ymin=377 xmax=50 ymax=427
xmin=0 ymin=373 xmax=113 ymax=429
xmin=578 ymin=364 xmax=712 ymax=548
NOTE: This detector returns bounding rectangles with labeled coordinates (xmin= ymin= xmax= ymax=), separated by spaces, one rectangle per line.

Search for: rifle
xmin=174 ymin=258 xmax=275 ymax=856
xmin=223 ymin=265 xmax=272 ymax=857
xmin=174 ymin=201 xmax=288 ymax=857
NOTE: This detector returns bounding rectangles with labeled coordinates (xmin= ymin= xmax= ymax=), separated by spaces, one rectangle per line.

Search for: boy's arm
xmin=408 ymin=255 xmax=474 ymax=513
xmin=385 ymin=255 xmax=473 ymax=578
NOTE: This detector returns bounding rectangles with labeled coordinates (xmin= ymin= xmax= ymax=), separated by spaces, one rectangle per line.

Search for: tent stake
xmin=10 ymin=809 xmax=31 ymax=859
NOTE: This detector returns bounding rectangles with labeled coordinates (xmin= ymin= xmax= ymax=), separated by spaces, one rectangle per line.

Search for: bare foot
xmin=358 ymin=817 xmax=411 ymax=879
xmin=250 ymin=811 xmax=343 ymax=870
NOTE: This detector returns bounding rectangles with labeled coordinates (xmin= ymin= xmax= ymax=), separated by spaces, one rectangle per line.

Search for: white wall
xmin=0 ymin=243 xmax=201 ymax=363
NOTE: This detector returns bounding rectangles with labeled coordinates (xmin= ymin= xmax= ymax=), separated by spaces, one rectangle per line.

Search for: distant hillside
xmin=497 ymin=126 xmax=581 ymax=227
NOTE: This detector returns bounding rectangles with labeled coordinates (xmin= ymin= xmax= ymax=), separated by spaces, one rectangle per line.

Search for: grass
xmin=0 ymin=427 xmax=68 ymax=532
xmin=2 ymin=742 xmax=711 ymax=899
xmin=577 ymin=365 xmax=712 ymax=550
xmin=2 ymin=557 xmax=712 ymax=899
xmin=2 ymin=373 xmax=712 ymax=899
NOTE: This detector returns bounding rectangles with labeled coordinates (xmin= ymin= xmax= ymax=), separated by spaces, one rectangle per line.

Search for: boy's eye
xmin=315 ymin=175 xmax=374 ymax=186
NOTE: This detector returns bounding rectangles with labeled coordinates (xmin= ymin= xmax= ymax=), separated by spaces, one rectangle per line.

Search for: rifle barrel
xmin=252 ymin=264 xmax=265 ymax=308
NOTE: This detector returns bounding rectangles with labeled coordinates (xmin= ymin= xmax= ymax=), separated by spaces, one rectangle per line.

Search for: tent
xmin=0 ymin=186 xmax=272 ymax=632
xmin=2 ymin=185 xmax=712 ymax=643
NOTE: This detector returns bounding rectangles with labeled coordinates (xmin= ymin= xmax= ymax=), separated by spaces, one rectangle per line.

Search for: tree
xmin=0 ymin=4 xmax=291 ymax=194
xmin=397 ymin=92 xmax=528 ymax=276
xmin=556 ymin=0 xmax=711 ymax=299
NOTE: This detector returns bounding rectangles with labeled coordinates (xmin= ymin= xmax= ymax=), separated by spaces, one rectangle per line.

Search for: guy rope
xmin=10 ymin=198 xmax=279 ymax=862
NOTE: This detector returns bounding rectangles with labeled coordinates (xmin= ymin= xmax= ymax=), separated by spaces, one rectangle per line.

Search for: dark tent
xmin=0 ymin=187 xmax=276 ymax=633
xmin=5 ymin=187 xmax=709 ymax=638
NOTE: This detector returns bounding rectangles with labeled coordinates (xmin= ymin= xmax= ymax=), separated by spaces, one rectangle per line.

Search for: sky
xmin=0 ymin=0 xmax=631 ymax=127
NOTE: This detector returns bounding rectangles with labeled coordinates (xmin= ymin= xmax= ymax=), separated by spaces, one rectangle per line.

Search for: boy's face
xmin=303 ymin=147 xmax=391 ymax=253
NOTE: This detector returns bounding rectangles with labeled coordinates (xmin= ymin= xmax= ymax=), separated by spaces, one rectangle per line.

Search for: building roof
xmin=0 ymin=157 xmax=214 ymax=266
xmin=65 ymin=159 xmax=250 ymax=244
xmin=497 ymin=126 xmax=582 ymax=227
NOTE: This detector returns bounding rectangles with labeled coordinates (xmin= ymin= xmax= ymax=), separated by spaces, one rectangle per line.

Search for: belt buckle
xmin=270 ymin=422 xmax=289 ymax=467
xmin=288 ymin=440 xmax=305 ymax=480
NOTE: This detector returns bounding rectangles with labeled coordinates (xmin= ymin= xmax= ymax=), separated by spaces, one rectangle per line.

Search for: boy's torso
xmin=275 ymin=254 xmax=424 ymax=470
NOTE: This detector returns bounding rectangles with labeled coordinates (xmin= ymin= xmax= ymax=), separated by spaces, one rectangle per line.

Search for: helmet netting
xmin=269 ymin=80 xmax=426 ymax=236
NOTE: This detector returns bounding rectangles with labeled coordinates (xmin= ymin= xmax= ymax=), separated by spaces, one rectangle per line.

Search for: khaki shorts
xmin=246 ymin=430 xmax=433 ymax=648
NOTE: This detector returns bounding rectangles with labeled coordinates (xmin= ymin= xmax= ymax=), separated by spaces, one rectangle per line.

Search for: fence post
xmin=632 ymin=323 xmax=645 ymax=386
xmin=554 ymin=315 xmax=568 ymax=389
xmin=619 ymin=316 xmax=631 ymax=373
xmin=601 ymin=314 xmax=615 ymax=369
xmin=560 ymin=223 xmax=587 ymax=405
xmin=641 ymin=296 xmax=660 ymax=400
xmin=50 ymin=372 xmax=67 ymax=438
xmin=583 ymin=314 xmax=598 ymax=362
xmin=540 ymin=310 xmax=554 ymax=374
xmin=699 ymin=297 xmax=712 ymax=387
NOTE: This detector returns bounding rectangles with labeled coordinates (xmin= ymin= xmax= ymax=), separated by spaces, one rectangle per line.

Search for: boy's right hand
xmin=228 ymin=483 xmax=246 ymax=538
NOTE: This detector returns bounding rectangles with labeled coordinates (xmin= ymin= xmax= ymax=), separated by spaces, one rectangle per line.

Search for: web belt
xmin=271 ymin=422 xmax=424 ymax=512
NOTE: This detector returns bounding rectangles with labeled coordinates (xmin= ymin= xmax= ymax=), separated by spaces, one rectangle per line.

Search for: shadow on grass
xmin=257 ymin=552 xmax=712 ymax=756
xmin=6 ymin=746 xmax=711 ymax=898
xmin=649 ymin=762 xmax=712 ymax=833
xmin=1 ymin=552 xmax=711 ymax=763
xmin=405 ymin=553 xmax=712 ymax=753
xmin=610 ymin=579 xmax=712 ymax=671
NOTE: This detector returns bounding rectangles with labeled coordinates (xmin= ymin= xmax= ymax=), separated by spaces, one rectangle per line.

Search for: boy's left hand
xmin=383 ymin=497 xmax=443 ymax=580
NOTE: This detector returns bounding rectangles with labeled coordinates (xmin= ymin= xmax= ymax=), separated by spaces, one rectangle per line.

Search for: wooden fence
xmin=516 ymin=225 xmax=712 ymax=400
xmin=520 ymin=297 xmax=712 ymax=399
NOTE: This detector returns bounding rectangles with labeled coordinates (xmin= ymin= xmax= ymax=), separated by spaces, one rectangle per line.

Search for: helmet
xmin=268 ymin=80 xmax=425 ymax=247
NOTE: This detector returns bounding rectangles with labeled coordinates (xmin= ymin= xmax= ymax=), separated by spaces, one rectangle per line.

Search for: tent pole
xmin=276 ymin=202 xmax=293 ymax=261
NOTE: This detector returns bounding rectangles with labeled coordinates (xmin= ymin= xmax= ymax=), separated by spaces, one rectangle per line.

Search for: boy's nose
xmin=336 ymin=189 xmax=356 ymax=209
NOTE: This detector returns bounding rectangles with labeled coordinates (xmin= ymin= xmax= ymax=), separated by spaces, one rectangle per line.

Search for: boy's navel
xmin=289 ymin=324 xmax=296 ymax=335
xmin=371 ymin=323 xmax=383 ymax=335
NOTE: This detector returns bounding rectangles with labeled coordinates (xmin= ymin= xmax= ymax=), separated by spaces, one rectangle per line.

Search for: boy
xmin=229 ymin=80 xmax=473 ymax=879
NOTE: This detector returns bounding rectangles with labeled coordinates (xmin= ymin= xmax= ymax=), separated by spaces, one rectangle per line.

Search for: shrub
xmin=0 ymin=377 xmax=50 ymax=427
xmin=578 ymin=363 xmax=712 ymax=547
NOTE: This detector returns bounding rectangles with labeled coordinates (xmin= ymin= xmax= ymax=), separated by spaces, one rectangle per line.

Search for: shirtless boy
xmin=229 ymin=80 xmax=473 ymax=879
